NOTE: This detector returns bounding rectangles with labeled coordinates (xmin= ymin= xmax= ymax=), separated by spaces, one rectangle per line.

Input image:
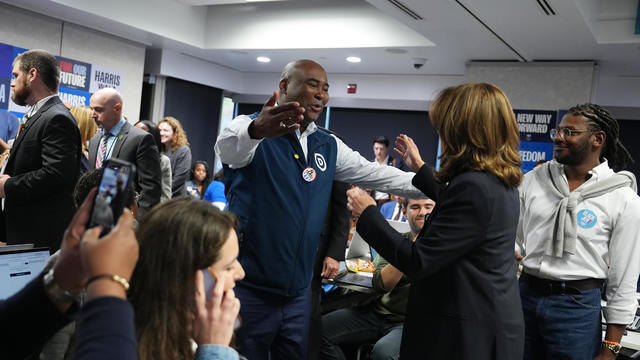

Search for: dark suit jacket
xmin=0 ymin=272 xmax=137 ymax=360
xmin=0 ymin=273 xmax=70 ymax=359
xmin=313 ymin=180 xmax=351 ymax=279
xmin=89 ymin=121 xmax=161 ymax=218
xmin=2 ymin=96 xmax=80 ymax=250
xmin=357 ymin=165 xmax=524 ymax=360
xmin=309 ymin=180 xmax=350 ymax=360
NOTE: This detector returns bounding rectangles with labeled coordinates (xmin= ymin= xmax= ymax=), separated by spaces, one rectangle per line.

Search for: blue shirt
xmin=203 ymin=180 xmax=226 ymax=204
xmin=195 ymin=344 xmax=239 ymax=360
xmin=0 ymin=111 xmax=20 ymax=142
xmin=104 ymin=118 xmax=126 ymax=160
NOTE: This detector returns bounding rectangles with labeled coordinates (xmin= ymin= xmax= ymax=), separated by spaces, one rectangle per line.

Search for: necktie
xmin=96 ymin=133 xmax=111 ymax=168
xmin=15 ymin=114 xmax=30 ymax=138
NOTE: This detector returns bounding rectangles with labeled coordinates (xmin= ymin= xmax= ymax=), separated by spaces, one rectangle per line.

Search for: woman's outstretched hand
xmin=394 ymin=134 xmax=425 ymax=172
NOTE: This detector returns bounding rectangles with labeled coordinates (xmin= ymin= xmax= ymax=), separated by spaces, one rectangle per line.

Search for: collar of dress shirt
xmin=25 ymin=94 xmax=58 ymax=118
xmin=104 ymin=118 xmax=126 ymax=137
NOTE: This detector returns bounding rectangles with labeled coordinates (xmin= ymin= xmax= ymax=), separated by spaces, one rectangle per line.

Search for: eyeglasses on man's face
xmin=549 ymin=128 xmax=594 ymax=140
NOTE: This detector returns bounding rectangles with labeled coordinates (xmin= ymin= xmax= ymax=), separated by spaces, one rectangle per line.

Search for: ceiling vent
xmin=535 ymin=0 xmax=556 ymax=15
xmin=387 ymin=0 xmax=424 ymax=20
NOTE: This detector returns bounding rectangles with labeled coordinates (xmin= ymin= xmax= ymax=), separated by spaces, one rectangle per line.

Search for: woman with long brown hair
xmin=347 ymin=83 xmax=524 ymax=359
xmin=129 ymin=198 xmax=245 ymax=360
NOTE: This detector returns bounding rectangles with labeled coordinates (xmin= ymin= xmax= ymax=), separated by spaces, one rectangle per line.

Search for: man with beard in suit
xmin=0 ymin=49 xmax=80 ymax=251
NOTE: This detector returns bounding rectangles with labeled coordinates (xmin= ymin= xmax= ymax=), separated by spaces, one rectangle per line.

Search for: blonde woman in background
xmin=158 ymin=116 xmax=192 ymax=198
xmin=70 ymin=105 xmax=97 ymax=175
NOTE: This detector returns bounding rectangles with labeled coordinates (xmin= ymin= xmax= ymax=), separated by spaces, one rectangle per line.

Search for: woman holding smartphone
xmin=129 ymin=198 xmax=245 ymax=360
xmin=347 ymin=83 xmax=524 ymax=360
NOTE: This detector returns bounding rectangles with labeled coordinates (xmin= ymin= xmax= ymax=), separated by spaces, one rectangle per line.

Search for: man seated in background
xmin=319 ymin=197 xmax=434 ymax=360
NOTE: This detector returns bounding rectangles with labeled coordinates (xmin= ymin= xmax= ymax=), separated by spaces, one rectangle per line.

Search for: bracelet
xmin=86 ymin=274 xmax=130 ymax=291
xmin=602 ymin=340 xmax=621 ymax=355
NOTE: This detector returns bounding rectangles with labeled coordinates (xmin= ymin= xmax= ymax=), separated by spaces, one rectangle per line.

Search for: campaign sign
xmin=9 ymin=111 xmax=24 ymax=122
xmin=89 ymin=64 xmax=123 ymax=93
xmin=7 ymin=88 xmax=28 ymax=115
xmin=11 ymin=46 xmax=28 ymax=65
xmin=58 ymin=87 xmax=91 ymax=107
xmin=557 ymin=109 xmax=568 ymax=124
xmin=56 ymin=56 xmax=91 ymax=92
xmin=0 ymin=76 xmax=10 ymax=110
xmin=0 ymin=44 xmax=13 ymax=77
xmin=515 ymin=109 xmax=556 ymax=143
xmin=520 ymin=141 xmax=553 ymax=173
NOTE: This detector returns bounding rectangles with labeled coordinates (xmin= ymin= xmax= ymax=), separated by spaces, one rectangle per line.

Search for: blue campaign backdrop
xmin=0 ymin=41 xmax=121 ymax=121
xmin=515 ymin=109 xmax=558 ymax=173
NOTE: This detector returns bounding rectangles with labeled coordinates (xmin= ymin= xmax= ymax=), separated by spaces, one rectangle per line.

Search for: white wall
xmin=156 ymin=49 xmax=244 ymax=94
xmin=147 ymin=49 xmax=464 ymax=111
xmin=596 ymin=75 xmax=640 ymax=108
xmin=144 ymin=38 xmax=639 ymax=116
xmin=464 ymin=62 xmax=595 ymax=110
xmin=204 ymin=0 xmax=432 ymax=49
xmin=0 ymin=4 xmax=146 ymax=121
xmin=42 ymin=0 xmax=206 ymax=48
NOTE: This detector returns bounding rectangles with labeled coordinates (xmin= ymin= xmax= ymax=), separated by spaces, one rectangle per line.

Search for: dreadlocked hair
xmin=568 ymin=103 xmax=634 ymax=172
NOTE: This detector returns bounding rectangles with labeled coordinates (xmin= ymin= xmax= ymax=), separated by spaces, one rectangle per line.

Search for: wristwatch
xmin=602 ymin=340 xmax=622 ymax=355
xmin=43 ymin=268 xmax=79 ymax=303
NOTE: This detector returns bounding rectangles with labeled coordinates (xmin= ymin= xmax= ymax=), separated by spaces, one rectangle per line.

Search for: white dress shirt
xmin=214 ymin=115 xmax=423 ymax=198
xmin=517 ymin=160 xmax=640 ymax=324
xmin=24 ymin=94 xmax=59 ymax=119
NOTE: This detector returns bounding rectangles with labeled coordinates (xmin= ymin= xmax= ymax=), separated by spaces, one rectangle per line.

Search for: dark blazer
xmin=89 ymin=121 xmax=161 ymax=217
xmin=0 ymin=273 xmax=70 ymax=359
xmin=2 ymin=96 xmax=80 ymax=250
xmin=309 ymin=180 xmax=350 ymax=360
xmin=357 ymin=165 xmax=524 ymax=360
xmin=313 ymin=180 xmax=351 ymax=278
xmin=0 ymin=273 xmax=137 ymax=360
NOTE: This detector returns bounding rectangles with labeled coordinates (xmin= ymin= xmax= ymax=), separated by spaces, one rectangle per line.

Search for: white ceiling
xmin=2 ymin=0 xmax=639 ymax=77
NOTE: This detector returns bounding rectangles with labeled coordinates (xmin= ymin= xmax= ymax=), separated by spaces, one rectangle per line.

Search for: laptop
xmin=386 ymin=219 xmax=410 ymax=235
xmin=0 ymin=243 xmax=35 ymax=252
xmin=333 ymin=219 xmax=412 ymax=289
xmin=0 ymin=247 xmax=51 ymax=300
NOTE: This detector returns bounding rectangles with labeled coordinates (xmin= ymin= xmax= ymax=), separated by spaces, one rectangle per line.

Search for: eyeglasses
xmin=549 ymin=128 xmax=594 ymax=140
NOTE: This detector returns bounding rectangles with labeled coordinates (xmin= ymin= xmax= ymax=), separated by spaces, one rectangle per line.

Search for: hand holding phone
xmin=192 ymin=269 xmax=241 ymax=346
xmin=89 ymin=159 xmax=136 ymax=237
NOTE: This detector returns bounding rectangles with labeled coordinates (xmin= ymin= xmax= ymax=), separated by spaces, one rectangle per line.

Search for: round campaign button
xmin=302 ymin=167 xmax=317 ymax=182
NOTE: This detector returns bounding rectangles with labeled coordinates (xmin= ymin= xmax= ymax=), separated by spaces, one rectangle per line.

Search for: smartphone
xmin=89 ymin=158 xmax=136 ymax=237
xmin=201 ymin=269 xmax=241 ymax=330
xmin=203 ymin=268 xmax=216 ymax=300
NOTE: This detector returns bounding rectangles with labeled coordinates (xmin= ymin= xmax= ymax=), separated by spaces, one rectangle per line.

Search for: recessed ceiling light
xmin=346 ymin=56 xmax=361 ymax=63
xmin=257 ymin=56 xmax=271 ymax=63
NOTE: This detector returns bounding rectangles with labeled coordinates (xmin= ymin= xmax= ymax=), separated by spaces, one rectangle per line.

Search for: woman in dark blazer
xmin=347 ymin=83 xmax=524 ymax=360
